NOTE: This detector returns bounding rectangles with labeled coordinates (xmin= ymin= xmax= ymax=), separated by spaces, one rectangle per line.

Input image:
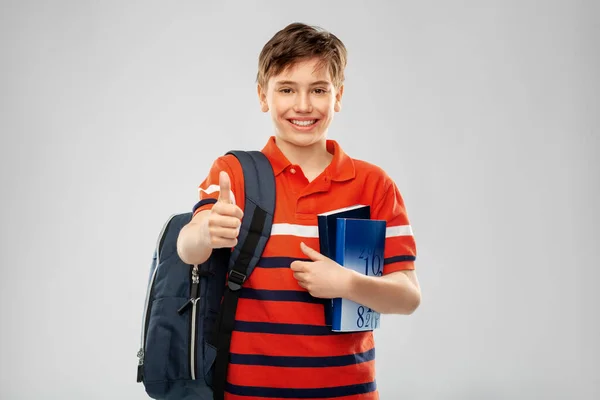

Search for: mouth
xmin=288 ymin=119 xmax=319 ymax=128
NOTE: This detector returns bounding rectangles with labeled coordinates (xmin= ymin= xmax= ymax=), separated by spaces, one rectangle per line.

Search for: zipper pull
xmin=177 ymin=265 xmax=201 ymax=315
xmin=177 ymin=299 xmax=193 ymax=314
xmin=136 ymin=349 xmax=144 ymax=382
xmin=191 ymin=265 xmax=200 ymax=299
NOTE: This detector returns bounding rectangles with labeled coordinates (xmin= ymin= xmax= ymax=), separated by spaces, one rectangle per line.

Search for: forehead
xmin=271 ymin=57 xmax=332 ymax=83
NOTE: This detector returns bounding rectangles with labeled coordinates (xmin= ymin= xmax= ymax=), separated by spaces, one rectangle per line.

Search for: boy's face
xmin=258 ymin=57 xmax=343 ymax=148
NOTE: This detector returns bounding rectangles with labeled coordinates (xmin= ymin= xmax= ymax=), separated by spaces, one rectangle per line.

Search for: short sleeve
xmin=371 ymin=177 xmax=417 ymax=274
xmin=192 ymin=155 xmax=245 ymax=216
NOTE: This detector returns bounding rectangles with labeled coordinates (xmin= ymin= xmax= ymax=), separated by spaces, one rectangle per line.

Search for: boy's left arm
xmin=344 ymin=265 xmax=421 ymax=315
xmin=346 ymin=178 xmax=420 ymax=314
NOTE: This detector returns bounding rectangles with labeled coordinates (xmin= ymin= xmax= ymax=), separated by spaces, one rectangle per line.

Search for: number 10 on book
xmin=359 ymin=247 xmax=383 ymax=277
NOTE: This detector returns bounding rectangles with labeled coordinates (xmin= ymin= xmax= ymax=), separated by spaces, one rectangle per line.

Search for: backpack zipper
xmin=189 ymin=265 xmax=200 ymax=380
xmin=137 ymin=214 xmax=175 ymax=382
xmin=176 ymin=264 xmax=200 ymax=379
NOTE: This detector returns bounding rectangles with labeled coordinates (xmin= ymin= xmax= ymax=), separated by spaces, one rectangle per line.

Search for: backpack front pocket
xmin=143 ymin=296 xmax=194 ymax=393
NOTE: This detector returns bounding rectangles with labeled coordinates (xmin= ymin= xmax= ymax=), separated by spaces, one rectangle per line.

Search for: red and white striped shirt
xmin=194 ymin=136 xmax=417 ymax=399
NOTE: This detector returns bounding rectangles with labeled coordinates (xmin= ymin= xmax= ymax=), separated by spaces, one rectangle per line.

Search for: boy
xmin=177 ymin=22 xmax=421 ymax=400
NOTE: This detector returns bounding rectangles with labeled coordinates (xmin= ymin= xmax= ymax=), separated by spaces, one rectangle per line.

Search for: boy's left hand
xmin=290 ymin=242 xmax=354 ymax=299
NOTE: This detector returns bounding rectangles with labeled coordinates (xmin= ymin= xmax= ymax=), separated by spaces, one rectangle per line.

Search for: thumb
xmin=218 ymin=171 xmax=232 ymax=204
xmin=300 ymin=242 xmax=325 ymax=261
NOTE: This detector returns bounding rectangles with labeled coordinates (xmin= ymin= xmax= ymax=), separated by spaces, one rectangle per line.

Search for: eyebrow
xmin=275 ymin=80 xmax=331 ymax=86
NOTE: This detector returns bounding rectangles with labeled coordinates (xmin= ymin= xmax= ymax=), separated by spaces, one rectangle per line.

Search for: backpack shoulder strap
xmin=211 ymin=150 xmax=276 ymax=400
xmin=226 ymin=150 xmax=276 ymax=288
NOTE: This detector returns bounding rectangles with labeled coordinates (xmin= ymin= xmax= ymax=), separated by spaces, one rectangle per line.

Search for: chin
xmin=280 ymin=131 xmax=325 ymax=147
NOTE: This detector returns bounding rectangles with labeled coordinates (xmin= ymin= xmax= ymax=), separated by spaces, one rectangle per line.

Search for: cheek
xmin=317 ymin=107 xmax=334 ymax=120
xmin=270 ymin=100 xmax=291 ymax=117
xmin=315 ymin=98 xmax=335 ymax=115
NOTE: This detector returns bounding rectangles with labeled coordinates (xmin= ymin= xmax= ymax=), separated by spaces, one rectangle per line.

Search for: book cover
xmin=317 ymin=204 xmax=370 ymax=261
xmin=317 ymin=205 xmax=370 ymax=325
xmin=331 ymin=218 xmax=386 ymax=332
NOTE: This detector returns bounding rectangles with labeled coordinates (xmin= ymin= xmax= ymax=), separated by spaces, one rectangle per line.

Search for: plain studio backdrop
xmin=1 ymin=1 xmax=598 ymax=399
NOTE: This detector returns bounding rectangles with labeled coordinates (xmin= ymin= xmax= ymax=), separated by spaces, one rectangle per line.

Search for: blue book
xmin=331 ymin=218 xmax=386 ymax=332
xmin=317 ymin=205 xmax=370 ymax=325
xmin=317 ymin=204 xmax=371 ymax=261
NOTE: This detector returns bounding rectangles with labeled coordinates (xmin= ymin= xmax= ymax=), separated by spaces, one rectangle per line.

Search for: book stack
xmin=317 ymin=205 xmax=386 ymax=332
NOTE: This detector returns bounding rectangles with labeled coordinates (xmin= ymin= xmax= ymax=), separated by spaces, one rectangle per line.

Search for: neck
xmin=275 ymin=136 xmax=333 ymax=179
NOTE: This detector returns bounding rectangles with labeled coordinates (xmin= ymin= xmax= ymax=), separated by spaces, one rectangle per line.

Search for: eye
xmin=279 ymin=88 xmax=292 ymax=94
xmin=313 ymin=88 xmax=328 ymax=94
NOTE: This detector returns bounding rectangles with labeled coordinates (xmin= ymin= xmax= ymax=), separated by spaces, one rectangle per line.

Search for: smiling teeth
xmin=291 ymin=120 xmax=316 ymax=126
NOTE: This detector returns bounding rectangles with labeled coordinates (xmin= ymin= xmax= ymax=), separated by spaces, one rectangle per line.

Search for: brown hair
xmin=257 ymin=22 xmax=348 ymax=89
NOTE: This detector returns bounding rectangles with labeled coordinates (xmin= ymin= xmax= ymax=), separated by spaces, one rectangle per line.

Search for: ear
xmin=334 ymin=84 xmax=344 ymax=112
xmin=257 ymin=84 xmax=269 ymax=112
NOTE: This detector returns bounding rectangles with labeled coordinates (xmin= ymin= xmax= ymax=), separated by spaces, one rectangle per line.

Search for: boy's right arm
xmin=177 ymin=171 xmax=244 ymax=265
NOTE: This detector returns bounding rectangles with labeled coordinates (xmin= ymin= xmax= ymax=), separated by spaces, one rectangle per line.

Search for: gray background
xmin=1 ymin=0 xmax=598 ymax=399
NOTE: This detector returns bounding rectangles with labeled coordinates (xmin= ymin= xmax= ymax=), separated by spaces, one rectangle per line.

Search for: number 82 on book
xmin=357 ymin=305 xmax=380 ymax=329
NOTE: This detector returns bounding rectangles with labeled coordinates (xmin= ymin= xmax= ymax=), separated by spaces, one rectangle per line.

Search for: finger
xmin=290 ymin=261 xmax=307 ymax=272
xmin=209 ymin=226 xmax=240 ymax=240
xmin=292 ymin=270 xmax=306 ymax=279
xmin=212 ymin=202 xmax=244 ymax=220
xmin=208 ymin=236 xmax=238 ymax=249
xmin=295 ymin=279 xmax=308 ymax=290
xmin=300 ymin=242 xmax=325 ymax=261
xmin=218 ymin=171 xmax=233 ymax=204
xmin=209 ymin=213 xmax=242 ymax=229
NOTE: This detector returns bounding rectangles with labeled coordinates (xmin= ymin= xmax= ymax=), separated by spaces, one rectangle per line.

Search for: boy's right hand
xmin=204 ymin=171 xmax=244 ymax=249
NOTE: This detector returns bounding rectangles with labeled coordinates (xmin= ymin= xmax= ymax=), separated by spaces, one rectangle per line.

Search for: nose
xmin=294 ymin=92 xmax=313 ymax=113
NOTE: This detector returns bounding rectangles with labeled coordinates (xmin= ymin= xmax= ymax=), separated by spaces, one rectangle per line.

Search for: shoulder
xmin=206 ymin=153 xmax=246 ymax=207
xmin=348 ymin=157 xmax=407 ymax=210
xmin=352 ymin=158 xmax=389 ymax=177
xmin=210 ymin=153 xmax=242 ymax=171
xmin=352 ymin=157 xmax=395 ymax=191
xmin=207 ymin=154 xmax=247 ymax=184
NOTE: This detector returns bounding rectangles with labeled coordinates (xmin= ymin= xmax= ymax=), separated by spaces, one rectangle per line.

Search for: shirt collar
xmin=261 ymin=136 xmax=355 ymax=182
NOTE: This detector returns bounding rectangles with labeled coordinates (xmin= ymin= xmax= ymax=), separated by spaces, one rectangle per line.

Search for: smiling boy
xmin=177 ymin=22 xmax=421 ymax=399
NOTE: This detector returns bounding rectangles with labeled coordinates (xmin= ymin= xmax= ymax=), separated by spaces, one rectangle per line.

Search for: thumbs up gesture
xmin=205 ymin=171 xmax=244 ymax=249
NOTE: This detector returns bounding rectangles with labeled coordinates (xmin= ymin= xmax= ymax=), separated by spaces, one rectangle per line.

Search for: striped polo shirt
xmin=194 ymin=136 xmax=417 ymax=399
